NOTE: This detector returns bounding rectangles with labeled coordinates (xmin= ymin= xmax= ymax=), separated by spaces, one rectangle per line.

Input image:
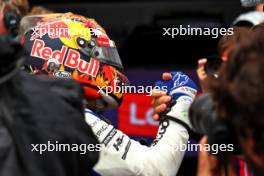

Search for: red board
xmin=118 ymin=93 xmax=159 ymax=137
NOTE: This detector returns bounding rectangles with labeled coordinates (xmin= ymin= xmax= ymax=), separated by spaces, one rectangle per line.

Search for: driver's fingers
xmin=153 ymin=114 xmax=160 ymax=121
xmin=152 ymin=95 xmax=171 ymax=107
xmin=154 ymin=104 xmax=167 ymax=115
xmin=162 ymin=72 xmax=172 ymax=81
xmin=151 ymin=89 xmax=167 ymax=98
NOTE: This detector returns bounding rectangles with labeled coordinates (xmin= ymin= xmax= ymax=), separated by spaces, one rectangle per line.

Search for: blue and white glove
xmin=155 ymin=72 xmax=198 ymax=131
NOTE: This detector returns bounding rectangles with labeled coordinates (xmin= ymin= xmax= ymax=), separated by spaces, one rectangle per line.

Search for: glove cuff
xmin=165 ymin=95 xmax=194 ymax=131
xmin=169 ymin=86 xmax=197 ymax=99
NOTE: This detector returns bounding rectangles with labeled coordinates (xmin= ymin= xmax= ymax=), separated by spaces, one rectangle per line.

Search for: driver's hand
xmin=151 ymin=72 xmax=172 ymax=120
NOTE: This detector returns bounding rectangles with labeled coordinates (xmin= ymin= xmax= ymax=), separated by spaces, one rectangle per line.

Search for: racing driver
xmin=20 ymin=13 xmax=198 ymax=176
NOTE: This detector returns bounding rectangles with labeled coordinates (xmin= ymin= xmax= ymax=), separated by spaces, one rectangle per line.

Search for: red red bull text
xmin=30 ymin=39 xmax=99 ymax=77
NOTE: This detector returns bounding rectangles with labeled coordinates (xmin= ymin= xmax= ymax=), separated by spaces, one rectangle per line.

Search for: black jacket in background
xmin=0 ymin=72 xmax=99 ymax=176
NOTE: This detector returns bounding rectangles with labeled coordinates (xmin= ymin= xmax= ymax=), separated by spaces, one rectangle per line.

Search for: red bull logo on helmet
xmin=30 ymin=39 xmax=99 ymax=77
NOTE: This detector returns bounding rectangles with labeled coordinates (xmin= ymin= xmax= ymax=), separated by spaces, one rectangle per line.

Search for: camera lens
xmin=204 ymin=55 xmax=222 ymax=78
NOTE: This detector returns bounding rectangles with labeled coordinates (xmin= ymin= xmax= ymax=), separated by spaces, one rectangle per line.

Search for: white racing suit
xmin=85 ymin=94 xmax=194 ymax=176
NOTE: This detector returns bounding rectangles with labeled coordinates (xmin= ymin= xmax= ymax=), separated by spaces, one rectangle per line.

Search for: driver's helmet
xmin=21 ymin=13 xmax=129 ymax=110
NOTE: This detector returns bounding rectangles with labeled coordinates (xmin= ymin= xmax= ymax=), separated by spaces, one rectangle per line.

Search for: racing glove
xmin=155 ymin=71 xmax=198 ymax=131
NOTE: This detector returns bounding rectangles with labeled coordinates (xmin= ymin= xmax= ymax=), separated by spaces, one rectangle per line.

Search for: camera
xmin=204 ymin=55 xmax=222 ymax=78
xmin=189 ymin=94 xmax=241 ymax=155
xmin=3 ymin=10 xmax=21 ymax=37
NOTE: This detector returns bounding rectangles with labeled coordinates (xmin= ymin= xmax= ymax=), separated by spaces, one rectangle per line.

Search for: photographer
xmin=0 ymin=36 xmax=99 ymax=176
xmin=152 ymin=28 xmax=264 ymax=176
xmin=196 ymin=26 xmax=250 ymax=93
xmin=206 ymin=28 xmax=264 ymax=175
xmin=0 ymin=0 xmax=53 ymax=38
xmin=151 ymin=26 xmax=250 ymax=118
xmin=0 ymin=0 xmax=29 ymax=37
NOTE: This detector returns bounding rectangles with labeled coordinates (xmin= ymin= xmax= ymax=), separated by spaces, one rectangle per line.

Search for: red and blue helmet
xmin=21 ymin=13 xmax=129 ymax=110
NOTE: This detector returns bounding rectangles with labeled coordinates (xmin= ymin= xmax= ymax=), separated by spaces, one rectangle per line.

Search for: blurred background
xmin=31 ymin=0 xmax=249 ymax=68
xmin=29 ymin=0 xmax=251 ymax=175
